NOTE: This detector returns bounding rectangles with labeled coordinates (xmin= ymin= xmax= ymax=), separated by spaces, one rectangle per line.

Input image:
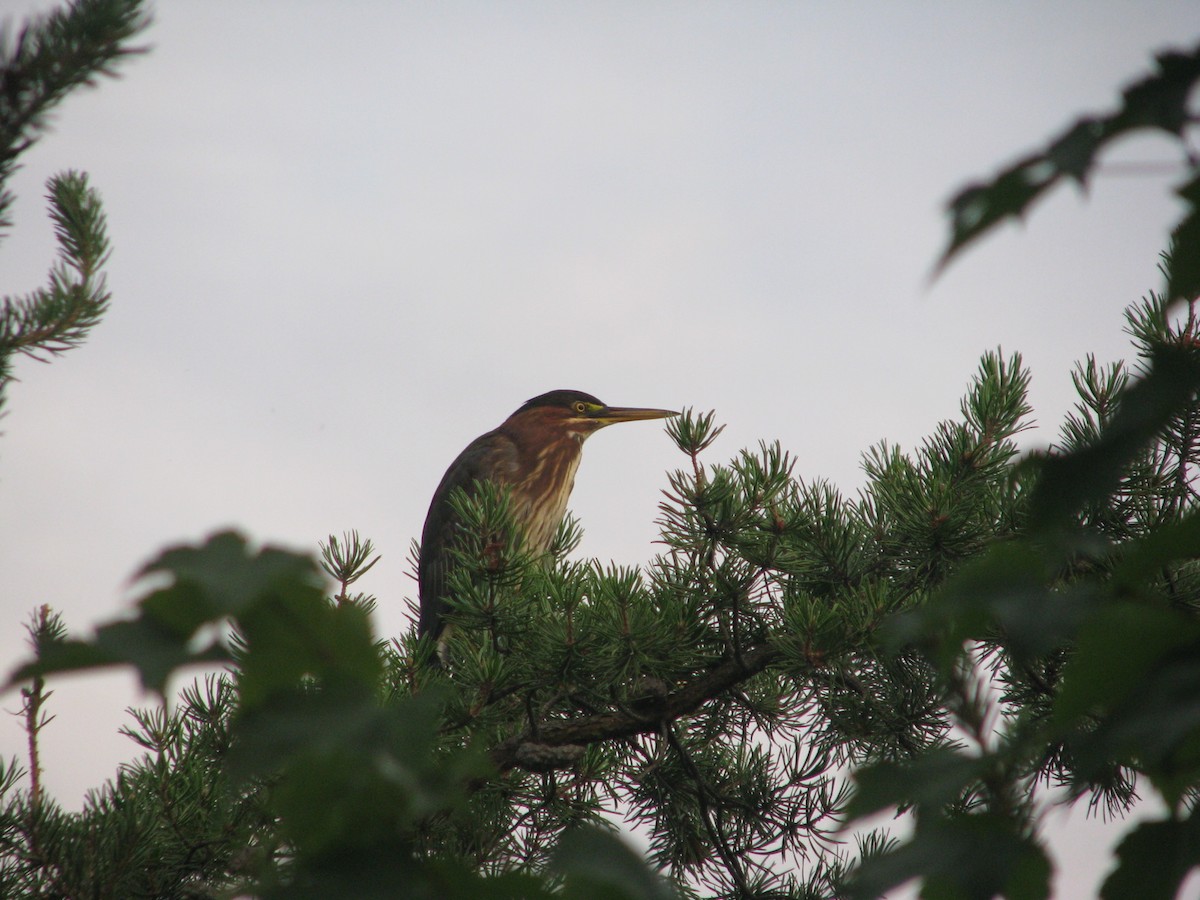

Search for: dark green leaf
xmin=1046 ymin=118 xmax=1105 ymax=184
xmin=6 ymin=614 xmax=229 ymax=695
xmin=137 ymin=530 xmax=324 ymax=623
xmin=1166 ymin=175 xmax=1200 ymax=303
xmin=7 ymin=637 xmax=120 ymax=685
xmin=847 ymin=749 xmax=988 ymax=821
xmin=935 ymin=42 xmax=1200 ymax=275
xmin=232 ymin=688 xmax=491 ymax=850
xmin=938 ymin=157 xmax=1052 ymax=273
xmin=1067 ymin=642 xmax=1200 ymax=803
xmin=1112 ymin=508 xmax=1200 ymax=591
xmin=1031 ymin=345 xmax=1200 ymax=528
xmin=93 ymin=617 xmax=228 ymax=694
xmin=1113 ymin=49 xmax=1200 ymax=135
xmin=882 ymin=540 xmax=1087 ymax=669
xmin=850 ymin=813 xmax=1051 ymax=900
xmin=553 ymin=826 xmax=676 ymax=900
xmin=236 ymin=591 xmax=380 ymax=708
xmin=1101 ymin=814 xmax=1200 ymax=900
xmin=1054 ymin=603 xmax=1200 ymax=724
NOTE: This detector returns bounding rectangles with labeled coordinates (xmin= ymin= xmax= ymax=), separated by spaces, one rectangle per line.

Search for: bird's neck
xmin=501 ymin=420 xmax=588 ymax=555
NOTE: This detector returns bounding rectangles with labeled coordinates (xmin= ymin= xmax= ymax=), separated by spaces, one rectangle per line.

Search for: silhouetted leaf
xmin=1101 ymin=814 xmax=1200 ymax=900
xmin=236 ymin=590 xmax=380 ymax=709
xmin=1055 ymin=603 xmax=1200 ymax=725
xmin=1114 ymin=49 xmax=1200 ymax=135
xmin=850 ymin=812 xmax=1050 ymax=900
xmin=1046 ymin=118 xmax=1104 ymax=183
xmin=848 ymin=748 xmax=988 ymax=821
xmin=6 ymin=609 xmax=229 ymax=694
xmin=1166 ymin=175 xmax=1200 ymax=303
xmin=1111 ymin=509 xmax=1200 ymax=591
xmin=232 ymin=687 xmax=491 ymax=857
xmin=936 ymin=42 xmax=1200 ymax=274
xmin=7 ymin=637 xmax=119 ymax=685
xmin=94 ymin=617 xmax=228 ymax=694
xmin=137 ymin=530 xmax=324 ymax=624
xmin=7 ymin=530 xmax=367 ymax=698
xmin=1030 ymin=345 xmax=1200 ymax=529
xmin=1067 ymin=642 xmax=1200 ymax=804
xmin=882 ymin=540 xmax=1090 ymax=669
xmin=553 ymin=827 xmax=677 ymax=900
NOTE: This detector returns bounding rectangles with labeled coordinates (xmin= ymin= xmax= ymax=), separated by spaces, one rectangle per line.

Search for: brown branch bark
xmin=489 ymin=642 xmax=784 ymax=773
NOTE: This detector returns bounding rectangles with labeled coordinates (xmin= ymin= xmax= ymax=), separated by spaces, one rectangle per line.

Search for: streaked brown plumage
xmin=417 ymin=389 xmax=677 ymax=652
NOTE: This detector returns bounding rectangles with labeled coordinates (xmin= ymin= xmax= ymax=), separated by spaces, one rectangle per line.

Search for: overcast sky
xmin=3 ymin=2 xmax=1198 ymax=896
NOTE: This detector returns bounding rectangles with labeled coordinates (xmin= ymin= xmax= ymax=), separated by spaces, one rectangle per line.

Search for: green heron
xmin=418 ymin=389 xmax=677 ymax=657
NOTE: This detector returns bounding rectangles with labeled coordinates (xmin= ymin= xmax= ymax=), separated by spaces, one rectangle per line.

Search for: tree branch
xmin=489 ymin=642 xmax=784 ymax=773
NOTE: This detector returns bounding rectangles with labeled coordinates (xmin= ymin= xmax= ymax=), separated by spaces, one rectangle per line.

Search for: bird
xmin=417 ymin=389 xmax=677 ymax=660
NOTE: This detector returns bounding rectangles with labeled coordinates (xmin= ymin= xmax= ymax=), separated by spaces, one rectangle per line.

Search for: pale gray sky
xmin=2 ymin=2 xmax=1198 ymax=896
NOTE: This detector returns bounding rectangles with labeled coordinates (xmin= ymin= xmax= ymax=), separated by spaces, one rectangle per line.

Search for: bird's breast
xmin=506 ymin=443 xmax=582 ymax=554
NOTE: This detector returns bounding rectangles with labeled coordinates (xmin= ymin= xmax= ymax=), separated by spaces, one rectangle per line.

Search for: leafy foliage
xmin=845 ymin=39 xmax=1200 ymax=900
xmin=937 ymin=42 xmax=1200 ymax=301
xmin=844 ymin=292 xmax=1200 ymax=899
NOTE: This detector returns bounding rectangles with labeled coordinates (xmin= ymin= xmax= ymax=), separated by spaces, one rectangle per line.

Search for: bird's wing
xmin=417 ymin=429 xmax=520 ymax=638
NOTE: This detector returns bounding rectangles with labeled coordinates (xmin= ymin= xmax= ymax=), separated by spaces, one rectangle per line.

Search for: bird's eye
xmin=573 ymin=401 xmax=588 ymax=414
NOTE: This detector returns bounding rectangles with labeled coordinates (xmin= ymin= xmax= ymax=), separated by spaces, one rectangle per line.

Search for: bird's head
xmin=509 ymin=389 xmax=678 ymax=442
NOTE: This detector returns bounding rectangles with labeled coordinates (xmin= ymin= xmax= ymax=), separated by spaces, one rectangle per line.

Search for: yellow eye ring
xmin=573 ymin=401 xmax=588 ymax=414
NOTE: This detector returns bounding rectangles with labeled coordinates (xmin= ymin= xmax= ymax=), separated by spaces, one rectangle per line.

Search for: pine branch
xmin=17 ymin=607 xmax=63 ymax=810
xmin=0 ymin=170 xmax=115 ymax=422
xmin=664 ymin=723 xmax=751 ymax=897
xmin=1 ymin=170 xmax=111 ymax=359
xmin=0 ymin=0 xmax=150 ymax=231
xmin=320 ymin=530 xmax=381 ymax=605
xmin=489 ymin=643 xmax=783 ymax=773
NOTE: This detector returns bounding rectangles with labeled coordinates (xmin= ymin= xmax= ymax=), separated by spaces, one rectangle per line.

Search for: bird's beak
xmin=594 ymin=406 xmax=679 ymax=426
